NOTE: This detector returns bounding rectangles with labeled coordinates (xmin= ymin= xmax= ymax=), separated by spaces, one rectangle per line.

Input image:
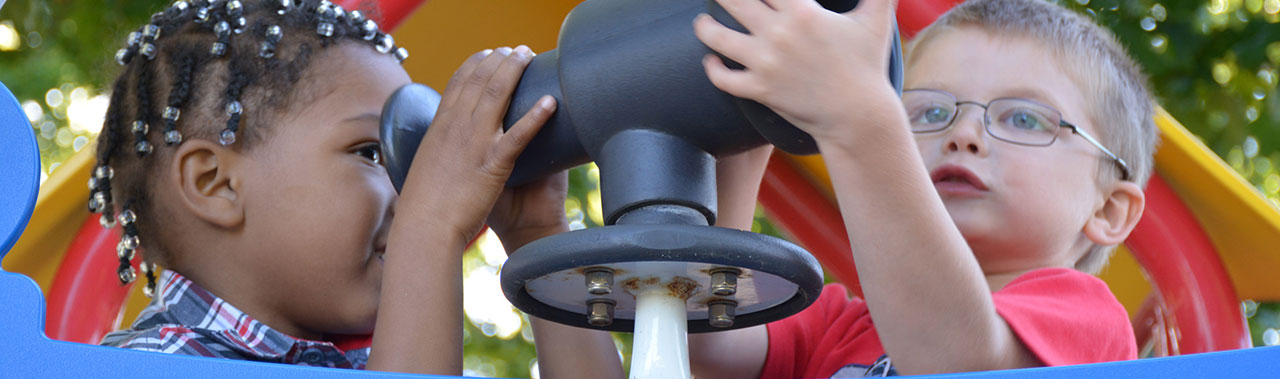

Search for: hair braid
xmin=90 ymin=0 xmax=410 ymax=296
xmin=163 ymin=50 xmax=198 ymax=145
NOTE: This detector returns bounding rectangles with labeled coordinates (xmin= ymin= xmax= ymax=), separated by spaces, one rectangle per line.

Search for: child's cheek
xmin=912 ymin=137 xmax=944 ymax=165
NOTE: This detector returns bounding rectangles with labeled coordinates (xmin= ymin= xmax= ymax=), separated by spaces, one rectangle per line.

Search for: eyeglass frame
xmin=902 ymin=88 xmax=1132 ymax=181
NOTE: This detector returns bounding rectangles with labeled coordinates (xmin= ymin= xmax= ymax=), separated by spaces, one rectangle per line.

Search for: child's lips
xmin=931 ymin=165 xmax=989 ymax=197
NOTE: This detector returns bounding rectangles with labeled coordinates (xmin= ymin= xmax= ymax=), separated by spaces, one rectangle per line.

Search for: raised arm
xmin=693 ymin=0 xmax=1039 ymax=374
xmin=688 ymin=145 xmax=773 ymax=379
xmin=369 ymin=46 xmax=557 ymax=375
xmin=486 ymin=168 xmax=624 ymax=379
xmin=499 ymin=223 xmax=625 ymax=379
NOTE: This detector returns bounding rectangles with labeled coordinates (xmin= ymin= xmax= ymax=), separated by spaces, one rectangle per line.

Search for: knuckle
xmin=697 ymin=26 xmax=719 ymax=45
xmin=465 ymin=73 xmax=489 ymax=90
xmin=481 ymin=155 xmax=512 ymax=178
xmin=755 ymin=53 xmax=778 ymax=72
xmin=765 ymin=22 xmax=790 ymax=39
xmin=482 ymin=80 xmax=508 ymax=100
xmin=792 ymin=6 xmax=822 ymax=22
xmin=506 ymin=129 xmax=530 ymax=150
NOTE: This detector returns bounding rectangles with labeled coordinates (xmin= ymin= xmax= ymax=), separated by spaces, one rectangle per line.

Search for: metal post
xmin=629 ymin=285 xmax=691 ymax=379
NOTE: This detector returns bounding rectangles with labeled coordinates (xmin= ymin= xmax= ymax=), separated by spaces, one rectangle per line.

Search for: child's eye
xmin=922 ymin=106 xmax=952 ymax=124
xmin=1004 ymin=109 xmax=1050 ymax=131
xmin=355 ymin=144 xmax=382 ymax=165
xmin=908 ymin=105 xmax=952 ymax=127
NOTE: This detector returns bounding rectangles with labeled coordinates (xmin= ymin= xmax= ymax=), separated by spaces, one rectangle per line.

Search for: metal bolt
xmin=585 ymin=267 xmax=614 ymax=295
xmin=708 ymin=300 xmax=737 ymax=328
xmin=587 ymin=299 xmax=616 ymax=327
xmin=710 ymin=268 xmax=740 ymax=296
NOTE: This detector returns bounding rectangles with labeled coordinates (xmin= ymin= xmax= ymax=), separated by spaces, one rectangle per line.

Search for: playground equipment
xmin=381 ymin=1 xmax=901 ymax=377
xmin=3 ymin=0 xmax=1280 ymax=377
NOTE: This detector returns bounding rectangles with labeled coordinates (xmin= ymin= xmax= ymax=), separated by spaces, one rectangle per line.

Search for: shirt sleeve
xmin=993 ymin=267 xmax=1137 ymax=366
xmin=761 ymin=283 xmax=883 ymax=379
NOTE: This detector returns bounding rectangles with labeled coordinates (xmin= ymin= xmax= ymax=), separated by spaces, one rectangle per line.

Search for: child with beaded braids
xmin=91 ymin=0 xmax=623 ymax=376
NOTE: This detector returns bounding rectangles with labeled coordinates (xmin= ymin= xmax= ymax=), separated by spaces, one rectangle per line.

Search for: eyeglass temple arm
xmin=1060 ymin=121 xmax=1132 ymax=181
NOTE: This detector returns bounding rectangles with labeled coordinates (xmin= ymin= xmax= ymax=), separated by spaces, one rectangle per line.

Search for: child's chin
xmin=950 ymin=217 xmax=1002 ymax=245
xmin=945 ymin=208 xmax=993 ymax=230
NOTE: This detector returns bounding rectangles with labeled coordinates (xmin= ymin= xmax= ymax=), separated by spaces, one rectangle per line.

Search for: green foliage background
xmin=1 ymin=0 xmax=1277 ymax=376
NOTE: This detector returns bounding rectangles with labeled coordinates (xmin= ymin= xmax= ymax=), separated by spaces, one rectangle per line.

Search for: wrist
xmin=494 ymin=223 xmax=570 ymax=253
xmin=814 ymin=100 xmax=912 ymax=158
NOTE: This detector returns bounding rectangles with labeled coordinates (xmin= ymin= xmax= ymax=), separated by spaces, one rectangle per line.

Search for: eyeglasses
xmin=902 ymin=89 xmax=1131 ymax=181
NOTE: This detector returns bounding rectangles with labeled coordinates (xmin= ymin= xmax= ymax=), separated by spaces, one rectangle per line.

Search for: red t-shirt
xmin=761 ymin=267 xmax=1136 ymax=378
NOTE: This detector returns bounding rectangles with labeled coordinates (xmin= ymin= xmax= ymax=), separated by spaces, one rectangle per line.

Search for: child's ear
xmin=1083 ymin=181 xmax=1146 ymax=246
xmin=170 ymin=139 xmax=245 ymax=228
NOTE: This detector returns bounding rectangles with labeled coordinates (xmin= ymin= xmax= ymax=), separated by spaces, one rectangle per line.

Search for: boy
xmin=689 ymin=0 xmax=1157 ymax=377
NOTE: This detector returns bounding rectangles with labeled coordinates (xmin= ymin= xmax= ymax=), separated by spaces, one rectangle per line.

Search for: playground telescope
xmin=381 ymin=0 xmax=902 ymax=377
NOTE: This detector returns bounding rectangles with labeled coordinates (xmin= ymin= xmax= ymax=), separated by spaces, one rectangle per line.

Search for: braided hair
xmin=89 ymin=0 xmax=409 ymax=297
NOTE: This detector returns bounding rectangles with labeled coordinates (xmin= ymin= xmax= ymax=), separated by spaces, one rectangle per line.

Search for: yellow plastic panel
xmin=3 ymin=146 xmax=96 ymax=295
xmin=1150 ymin=108 xmax=1280 ymax=301
xmin=1097 ymin=246 xmax=1153 ymax=316
xmin=391 ymin=0 xmax=582 ymax=90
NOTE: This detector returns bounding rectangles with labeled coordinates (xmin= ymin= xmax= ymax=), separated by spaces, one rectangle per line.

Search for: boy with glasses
xmin=688 ymin=0 xmax=1157 ymax=377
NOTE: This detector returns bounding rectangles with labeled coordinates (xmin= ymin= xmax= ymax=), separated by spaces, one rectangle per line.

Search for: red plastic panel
xmin=336 ymin=0 xmax=428 ymax=30
xmin=897 ymin=0 xmax=964 ymax=39
xmin=45 ymin=217 xmax=132 ymax=344
xmin=1125 ymin=175 xmax=1251 ymax=353
xmin=758 ymin=154 xmax=863 ymax=297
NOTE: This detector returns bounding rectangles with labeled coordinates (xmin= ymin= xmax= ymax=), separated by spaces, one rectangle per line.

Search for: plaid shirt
xmin=100 ymin=270 xmax=370 ymax=368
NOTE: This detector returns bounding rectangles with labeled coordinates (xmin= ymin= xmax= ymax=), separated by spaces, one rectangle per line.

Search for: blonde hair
xmin=905 ymin=0 xmax=1160 ymax=274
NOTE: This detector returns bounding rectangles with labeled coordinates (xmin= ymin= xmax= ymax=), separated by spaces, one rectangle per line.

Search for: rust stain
xmin=621 ymin=277 xmax=661 ymax=292
xmin=666 ymin=277 xmax=701 ymax=300
xmin=623 ymin=277 xmax=702 ymax=300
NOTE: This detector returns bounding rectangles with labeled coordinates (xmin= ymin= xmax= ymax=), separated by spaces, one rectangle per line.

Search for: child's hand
xmin=397 ymin=46 xmax=558 ymax=244
xmin=486 ymin=170 xmax=570 ymax=252
xmin=694 ymin=0 xmax=902 ymax=147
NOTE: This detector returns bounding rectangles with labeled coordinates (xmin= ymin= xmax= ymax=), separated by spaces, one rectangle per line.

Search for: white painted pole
xmin=629 ymin=286 xmax=691 ymax=379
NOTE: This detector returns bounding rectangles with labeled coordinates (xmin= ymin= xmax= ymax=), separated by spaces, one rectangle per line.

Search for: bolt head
xmin=707 ymin=300 xmax=738 ymax=328
xmin=710 ymin=268 xmax=740 ymax=296
xmin=586 ymin=299 xmax=616 ymax=327
xmin=585 ymin=268 xmax=614 ymax=296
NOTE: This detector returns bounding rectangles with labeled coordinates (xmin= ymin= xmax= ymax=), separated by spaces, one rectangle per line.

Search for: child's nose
xmin=943 ymin=108 xmax=989 ymax=156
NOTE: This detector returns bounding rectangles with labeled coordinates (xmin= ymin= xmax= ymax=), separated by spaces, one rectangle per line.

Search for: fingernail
xmin=482 ymin=49 xmax=493 ymax=56
xmin=514 ymin=45 xmax=532 ymax=58
xmin=496 ymin=46 xmax=513 ymax=55
xmin=539 ymin=95 xmax=556 ymax=110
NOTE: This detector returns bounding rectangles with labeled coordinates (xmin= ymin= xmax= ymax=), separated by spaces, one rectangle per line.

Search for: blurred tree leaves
xmin=0 ymin=1 xmax=158 ymax=98
xmin=1058 ymin=0 xmax=1280 ymax=347
xmin=0 ymin=1 xmax=160 ymax=175
xmin=1061 ymin=0 xmax=1280 ymax=204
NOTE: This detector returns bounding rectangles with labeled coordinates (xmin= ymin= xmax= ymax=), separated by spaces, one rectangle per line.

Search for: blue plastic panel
xmin=0 ymin=81 xmax=38 ymax=256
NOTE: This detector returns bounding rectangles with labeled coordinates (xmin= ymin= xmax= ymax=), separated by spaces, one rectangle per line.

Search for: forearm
xmin=528 ymin=317 xmax=624 ymax=379
xmin=688 ymin=326 xmax=768 ymax=379
xmin=367 ymin=219 xmax=466 ymax=374
xmin=817 ymin=115 xmax=1029 ymax=374
xmin=715 ymin=145 xmax=773 ymax=231
xmin=497 ymin=225 xmax=624 ymax=379
xmin=687 ymin=146 xmax=773 ymax=378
